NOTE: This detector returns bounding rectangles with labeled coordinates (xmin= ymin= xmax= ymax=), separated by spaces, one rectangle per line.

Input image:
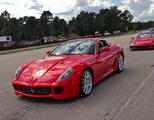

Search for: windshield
xmin=50 ymin=40 xmax=96 ymax=56
xmin=137 ymin=33 xmax=154 ymax=38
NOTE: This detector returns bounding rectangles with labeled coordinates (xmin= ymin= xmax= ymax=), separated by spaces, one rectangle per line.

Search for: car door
xmin=95 ymin=40 xmax=115 ymax=82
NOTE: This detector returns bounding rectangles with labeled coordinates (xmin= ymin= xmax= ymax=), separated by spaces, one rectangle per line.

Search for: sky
xmin=0 ymin=0 xmax=154 ymax=22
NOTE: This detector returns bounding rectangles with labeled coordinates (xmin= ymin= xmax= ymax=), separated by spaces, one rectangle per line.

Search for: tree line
xmin=0 ymin=6 xmax=154 ymax=41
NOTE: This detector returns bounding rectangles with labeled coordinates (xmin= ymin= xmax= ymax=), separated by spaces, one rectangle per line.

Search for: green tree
xmin=97 ymin=6 xmax=123 ymax=33
xmin=68 ymin=11 xmax=95 ymax=36
xmin=39 ymin=11 xmax=53 ymax=37
xmin=51 ymin=16 xmax=67 ymax=36
xmin=25 ymin=16 xmax=39 ymax=41
xmin=0 ymin=10 xmax=11 ymax=36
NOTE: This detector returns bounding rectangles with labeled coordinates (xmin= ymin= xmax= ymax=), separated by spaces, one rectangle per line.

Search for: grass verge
xmin=0 ymin=43 xmax=60 ymax=55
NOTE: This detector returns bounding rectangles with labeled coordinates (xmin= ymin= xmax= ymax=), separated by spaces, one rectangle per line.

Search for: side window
xmin=99 ymin=40 xmax=109 ymax=50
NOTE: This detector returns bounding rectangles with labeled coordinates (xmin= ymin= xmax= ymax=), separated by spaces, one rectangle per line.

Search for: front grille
xmin=136 ymin=46 xmax=149 ymax=48
xmin=19 ymin=86 xmax=51 ymax=95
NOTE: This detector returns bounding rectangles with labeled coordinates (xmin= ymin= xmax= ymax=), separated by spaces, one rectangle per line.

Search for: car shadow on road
xmin=17 ymin=68 xmax=133 ymax=104
xmin=18 ymin=95 xmax=80 ymax=104
xmin=130 ymin=48 xmax=154 ymax=51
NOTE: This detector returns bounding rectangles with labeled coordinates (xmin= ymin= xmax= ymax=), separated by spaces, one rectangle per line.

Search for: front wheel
xmin=116 ymin=54 xmax=124 ymax=73
xmin=80 ymin=70 xmax=93 ymax=97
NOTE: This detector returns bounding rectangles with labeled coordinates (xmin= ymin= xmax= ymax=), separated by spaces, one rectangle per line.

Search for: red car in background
xmin=12 ymin=38 xmax=124 ymax=100
xmin=129 ymin=32 xmax=154 ymax=50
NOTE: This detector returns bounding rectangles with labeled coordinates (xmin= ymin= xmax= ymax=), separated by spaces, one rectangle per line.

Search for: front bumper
xmin=129 ymin=41 xmax=154 ymax=50
xmin=129 ymin=45 xmax=154 ymax=50
xmin=12 ymin=78 xmax=80 ymax=100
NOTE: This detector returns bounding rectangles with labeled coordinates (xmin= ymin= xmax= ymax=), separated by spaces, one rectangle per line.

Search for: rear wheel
xmin=116 ymin=54 xmax=124 ymax=73
xmin=80 ymin=70 xmax=93 ymax=97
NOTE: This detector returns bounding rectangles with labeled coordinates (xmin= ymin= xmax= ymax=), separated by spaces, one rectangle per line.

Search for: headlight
xmin=130 ymin=42 xmax=134 ymax=46
xmin=58 ymin=67 xmax=73 ymax=81
xmin=13 ymin=67 xmax=22 ymax=79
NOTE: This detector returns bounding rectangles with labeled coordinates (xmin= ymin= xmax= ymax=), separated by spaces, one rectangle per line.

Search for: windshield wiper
xmin=62 ymin=53 xmax=81 ymax=55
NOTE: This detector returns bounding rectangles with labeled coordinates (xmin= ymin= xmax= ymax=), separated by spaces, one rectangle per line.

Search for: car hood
xmin=18 ymin=55 xmax=91 ymax=83
xmin=136 ymin=37 xmax=154 ymax=41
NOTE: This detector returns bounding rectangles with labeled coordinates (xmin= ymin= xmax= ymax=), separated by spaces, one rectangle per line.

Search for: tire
xmin=116 ymin=54 xmax=124 ymax=73
xmin=80 ymin=69 xmax=93 ymax=97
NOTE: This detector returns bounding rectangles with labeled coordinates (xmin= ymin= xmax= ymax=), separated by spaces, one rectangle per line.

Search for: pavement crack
xmin=110 ymin=70 xmax=154 ymax=120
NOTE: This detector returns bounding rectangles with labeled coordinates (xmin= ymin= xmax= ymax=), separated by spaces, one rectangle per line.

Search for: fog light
xmin=55 ymin=87 xmax=64 ymax=94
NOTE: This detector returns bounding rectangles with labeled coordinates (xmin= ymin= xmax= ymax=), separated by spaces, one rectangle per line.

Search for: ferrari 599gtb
xmin=12 ymin=38 xmax=124 ymax=100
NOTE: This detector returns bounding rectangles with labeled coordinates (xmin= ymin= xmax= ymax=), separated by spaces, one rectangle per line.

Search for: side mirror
xmin=100 ymin=46 xmax=110 ymax=53
xmin=46 ymin=50 xmax=52 ymax=55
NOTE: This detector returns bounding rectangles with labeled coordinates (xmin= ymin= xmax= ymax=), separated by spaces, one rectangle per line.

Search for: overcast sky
xmin=0 ymin=0 xmax=154 ymax=22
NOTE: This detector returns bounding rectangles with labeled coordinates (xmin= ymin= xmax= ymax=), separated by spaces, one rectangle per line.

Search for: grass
xmin=0 ymin=43 xmax=61 ymax=55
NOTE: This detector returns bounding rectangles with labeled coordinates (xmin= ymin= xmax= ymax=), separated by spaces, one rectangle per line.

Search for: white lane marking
xmin=111 ymin=70 xmax=154 ymax=120
xmin=123 ymin=45 xmax=129 ymax=49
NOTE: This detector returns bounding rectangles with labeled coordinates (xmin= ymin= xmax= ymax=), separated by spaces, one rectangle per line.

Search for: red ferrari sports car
xmin=12 ymin=38 xmax=124 ymax=100
xmin=129 ymin=32 xmax=154 ymax=50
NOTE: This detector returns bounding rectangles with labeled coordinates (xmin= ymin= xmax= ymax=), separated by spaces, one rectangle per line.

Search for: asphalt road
xmin=0 ymin=33 xmax=154 ymax=120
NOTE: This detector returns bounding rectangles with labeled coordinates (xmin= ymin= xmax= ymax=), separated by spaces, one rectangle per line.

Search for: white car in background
xmin=104 ymin=31 xmax=111 ymax=36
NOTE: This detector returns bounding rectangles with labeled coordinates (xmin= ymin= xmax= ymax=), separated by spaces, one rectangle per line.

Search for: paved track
xmin=0 ymin=34 xmax=154 ymax=120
